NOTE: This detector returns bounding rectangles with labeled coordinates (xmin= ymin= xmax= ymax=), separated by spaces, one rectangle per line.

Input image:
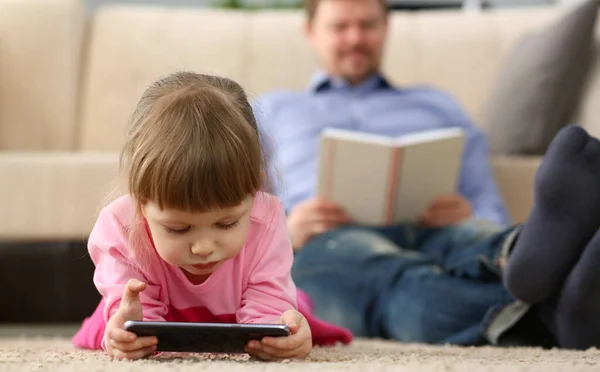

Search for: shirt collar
xmin=308 ymin=71 xmax=393 ymax=93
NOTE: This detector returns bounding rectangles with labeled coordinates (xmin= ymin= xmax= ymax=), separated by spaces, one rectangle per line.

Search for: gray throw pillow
xmin=486 ymin=0 xmax=600 ymax=155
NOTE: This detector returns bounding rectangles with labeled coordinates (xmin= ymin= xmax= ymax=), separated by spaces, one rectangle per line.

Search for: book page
xmin=317 ymin=132 xmax=395 ymax=226
xmin=395 ymin=127 xmax=465 ymax=146
xmin=392 ymin=133 xmax=465 ymax=223
xmin=321 ymin=128 xmax=396 ymax=146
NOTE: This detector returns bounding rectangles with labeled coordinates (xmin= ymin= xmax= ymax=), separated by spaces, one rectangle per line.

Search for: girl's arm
xmin=88 ymin=206 xmax=169 ymax=324
xmin=237 ymin=196 xmax=298 ymax=324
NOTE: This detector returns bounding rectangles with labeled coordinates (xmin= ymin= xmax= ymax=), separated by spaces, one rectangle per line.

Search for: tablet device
xmin=124 ymin=321 xmax=291 ymax=353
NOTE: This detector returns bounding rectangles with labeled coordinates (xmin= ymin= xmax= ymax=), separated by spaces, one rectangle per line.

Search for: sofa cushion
xmin=243 ymin=11 xmax=319 ymax=99
xmin=78 ymin=7 xmax=250 ymax=152
xmin=0 ymin=0 xmax=84 ymax=150
xmin=78 ymin=6 xmax=566 ymax=152
xmin=485 ymin=0 xmax=600 ymax=155
xmin=383 ymin=9 xmax=555 ymax=128
xmin=490 ymin=156 xmax=540 ymax=224
xmin=0 ymin=153 xmax=119 ymax=240
xmin=571 ymin=21 xmax=600 ymax=138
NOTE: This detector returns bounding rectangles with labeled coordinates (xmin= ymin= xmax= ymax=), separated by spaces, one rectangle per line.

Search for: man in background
xmin=256 ymin=0 xmax=508 ymax=250
xmin=253 ymin=0 xmax=600 ymax=349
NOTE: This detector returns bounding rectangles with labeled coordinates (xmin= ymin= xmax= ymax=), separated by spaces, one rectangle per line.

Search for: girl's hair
xmin=115 ymin=71 xmax=273 ymax=269
xmin=121 ymin=71 xmax=270 ymax=212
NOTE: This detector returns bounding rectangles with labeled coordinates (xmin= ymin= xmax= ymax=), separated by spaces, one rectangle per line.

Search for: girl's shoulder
xmin=243 ymin=192 xmax=289 ymax=256
xmin=248 ymin=191 xmax=285 ymax=228
xmin=97 ymin=194 xmax=138 ymax=228
xmin=242 ymin=192 xmax=291 ymax=267
xmin=88 ymin=195 xmax=141 ymax=247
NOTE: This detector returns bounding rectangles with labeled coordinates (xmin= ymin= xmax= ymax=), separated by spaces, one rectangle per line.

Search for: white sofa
xmin=0 ymin=0 xmax=598 ymax=241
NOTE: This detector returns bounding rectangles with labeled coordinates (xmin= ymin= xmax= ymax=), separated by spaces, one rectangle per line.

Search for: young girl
xmin=71 ymin=72 xmax=352 ymax=360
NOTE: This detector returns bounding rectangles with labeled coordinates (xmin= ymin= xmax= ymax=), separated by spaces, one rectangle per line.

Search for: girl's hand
xmin=245 ymin=310 xmax=312 ymax=361
xmin=105 ymin=279 xmax=158 ymax=360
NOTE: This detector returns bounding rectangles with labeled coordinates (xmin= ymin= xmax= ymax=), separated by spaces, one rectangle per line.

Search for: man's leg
xmin=375 ymin=222 xmax=528 ymax=345
xmin=503 ymin=125 xmax=600 ymax=304
xmin=419 ymin=219 xmax=510 ymax=280
xmin=549 ymin=225 xmax=600 ymax=349
xmin=291 ymin=226 xmax=435 ymax=338
xmin=377 ymin=263 xmax=516 ymax=345
xmin=292 ymin=224 xmax=523 ymax=345
xmin=292 ymin=126 xmax=600 ymax=345
xmin=377 ymin=217 xmax=514 ymax=282
xmin=428 ymin=124 xmax=600 ymax=349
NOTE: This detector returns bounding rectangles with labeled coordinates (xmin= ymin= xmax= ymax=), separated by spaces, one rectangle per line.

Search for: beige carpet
xmin=1 ymin=337 xmax=600 ymax=371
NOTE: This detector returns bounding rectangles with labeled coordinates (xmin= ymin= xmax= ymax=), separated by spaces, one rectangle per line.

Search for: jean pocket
xmin=445 ymin=254 xmax=501 ymax=281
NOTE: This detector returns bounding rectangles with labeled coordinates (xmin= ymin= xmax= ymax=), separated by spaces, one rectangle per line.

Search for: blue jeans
xmin=292 ymin=219 xmax=530 ymax=345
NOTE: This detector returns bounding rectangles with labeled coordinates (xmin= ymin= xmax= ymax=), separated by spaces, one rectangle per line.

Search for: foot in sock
xmin=550 ymin=225 xmax=600 ymax=349
xmin=503 ymin=125 xmax=600 ymax=304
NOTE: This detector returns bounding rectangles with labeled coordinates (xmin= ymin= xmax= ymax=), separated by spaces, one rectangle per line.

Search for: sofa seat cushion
xmin=491 ymin=155 xmax=541 ymax=224
xmin=0 ymin=0 xmax=84 ymax=151
xmin=0 ymin=153 xmax=119 ymax=240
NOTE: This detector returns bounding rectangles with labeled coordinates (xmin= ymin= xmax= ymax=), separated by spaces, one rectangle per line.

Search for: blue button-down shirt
xmin=253 ymin=72 xmax=510 ymax=227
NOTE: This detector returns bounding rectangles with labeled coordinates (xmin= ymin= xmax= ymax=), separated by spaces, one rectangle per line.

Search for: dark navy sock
xmin=503 ymin=125 xmax=600 ymax=304
xmin=552 ymin=225 xmax=600 ymax=349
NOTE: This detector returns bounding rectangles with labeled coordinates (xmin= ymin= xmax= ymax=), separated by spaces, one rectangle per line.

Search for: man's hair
xmin=304 ymin=0 xmax=389 ymax=21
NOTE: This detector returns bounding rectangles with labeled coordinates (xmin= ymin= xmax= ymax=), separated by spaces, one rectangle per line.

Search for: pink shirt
xmin=88 ymin=192 xmax=298 ymax=330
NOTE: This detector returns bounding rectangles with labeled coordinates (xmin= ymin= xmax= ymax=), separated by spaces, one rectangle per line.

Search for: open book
xmin=316 ymin=127 xmax=466 ymax=226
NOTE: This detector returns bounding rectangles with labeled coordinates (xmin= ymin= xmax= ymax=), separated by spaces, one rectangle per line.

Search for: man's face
xmin=306 ymin=0 xmax=388 ymax=85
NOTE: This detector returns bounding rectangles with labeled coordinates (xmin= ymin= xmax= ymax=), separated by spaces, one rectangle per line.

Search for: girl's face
xmin=141 ymin=196 xmax=254 ymax=283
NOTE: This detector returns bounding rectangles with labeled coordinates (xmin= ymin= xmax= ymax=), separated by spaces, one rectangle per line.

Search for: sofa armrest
xmin=491 ymin=155 xmax=542 ymax=225
xmin=0 ymin=152 xmax=119 ymax=241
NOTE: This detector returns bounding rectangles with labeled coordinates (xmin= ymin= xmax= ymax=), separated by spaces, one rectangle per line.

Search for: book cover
xmin=316 ymin=127 xmax=466 ymax=226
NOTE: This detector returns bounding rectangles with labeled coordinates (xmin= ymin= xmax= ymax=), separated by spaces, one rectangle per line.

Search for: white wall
xmin=556 ymin=0 xmax=588 ymax=5
xmin=84 ymin=0 xmax=563 ymax=11
xmin=84 ymin=0 xmax=209 ymax=12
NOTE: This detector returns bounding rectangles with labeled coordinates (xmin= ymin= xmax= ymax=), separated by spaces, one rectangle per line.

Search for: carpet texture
xmin=1 ymin=338 xmax=599 ymax=371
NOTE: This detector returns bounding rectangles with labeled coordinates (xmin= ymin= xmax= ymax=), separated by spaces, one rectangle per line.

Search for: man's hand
xmin=105 ymin=279 xmax=158 ymax=360
xmin=420 ymin=194 xmax=473 ymax=228
xmin=287 ymin=198 xmax=352 ymax=250
xmin=245 ymin=310 xmax=312 ymax=360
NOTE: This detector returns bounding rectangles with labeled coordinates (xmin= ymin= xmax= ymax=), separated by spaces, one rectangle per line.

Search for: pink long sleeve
xmin=88 ymin=207 xmax=169 ymax=324
xmin=236 ymin=195 xmax=298 ymax=324
xmin=87 ymin=193 xmax=298 ymax=339
xmin=74 ymin=193 xmax=355 ymax=352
